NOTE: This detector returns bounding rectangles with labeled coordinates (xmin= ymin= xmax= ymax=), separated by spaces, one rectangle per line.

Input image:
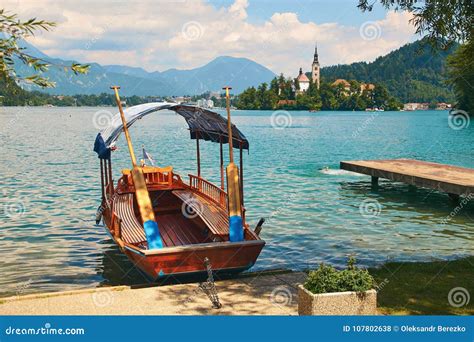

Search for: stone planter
xmin=298 ymin=285 xmax=377 ymax=315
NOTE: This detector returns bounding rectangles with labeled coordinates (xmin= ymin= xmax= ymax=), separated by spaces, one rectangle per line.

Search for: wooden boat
xmin=93 ymin=87 xmax=265 ymax=280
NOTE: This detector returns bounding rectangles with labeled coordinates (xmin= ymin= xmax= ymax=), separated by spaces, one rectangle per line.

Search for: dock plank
xmin=340 ymin=159 xmax=474 ymax=196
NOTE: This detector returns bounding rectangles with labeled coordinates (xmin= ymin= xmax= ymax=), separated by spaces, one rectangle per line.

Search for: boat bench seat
xmin=172 ymin=189 xmax=229 ymax=239
xmin=113 ymin=193 xmax=147 ymax=244
xmin=122 ymin=166 xmax=174 ymax=186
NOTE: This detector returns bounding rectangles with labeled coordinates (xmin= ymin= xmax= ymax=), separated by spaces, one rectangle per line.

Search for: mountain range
xmin=15 ymin=38 xmax=455 ymax=102
xmin=17 ymin=40 xmax=276 ymax=96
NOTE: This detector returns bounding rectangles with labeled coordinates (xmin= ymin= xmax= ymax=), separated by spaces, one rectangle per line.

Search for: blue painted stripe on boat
xmin=124 ymin=246 xmax=145 ymax=256
xmin=229 ymin=215 xmax=243 ymax=242
xmin=144 ymin=220 xmax=163 ymax=249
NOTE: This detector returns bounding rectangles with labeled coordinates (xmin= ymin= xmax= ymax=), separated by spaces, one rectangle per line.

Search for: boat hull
xmin=123 ymin=240 xmax=265 ymax=280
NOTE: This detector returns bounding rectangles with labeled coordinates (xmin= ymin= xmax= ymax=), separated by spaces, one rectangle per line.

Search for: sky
xmin=5 ymin=0 xmax=419 ymax=75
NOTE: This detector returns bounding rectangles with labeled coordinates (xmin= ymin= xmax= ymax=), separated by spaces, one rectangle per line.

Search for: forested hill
xmin=321 ymin=39 xmax=457 ymax=103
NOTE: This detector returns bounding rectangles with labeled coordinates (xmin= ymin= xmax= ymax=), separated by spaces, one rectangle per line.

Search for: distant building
xmin=360 ymin=83 xmax=375 ymax=93
xmin=331 ymin=79 xmax=350 ymax=89
xmin=403 ymin=103 xmax=429 ymax=111
xmin=173 ymin=96 xmax=191 ymax=104
xmin=197 ymin=98 xmax=214 ymax=108
xmin=296 ymin=68 xmax=310 ymax=95
xmin=331 ymin=79 xmax=351 ymax=96
xmin=277 ymin=99 xmax=296 ymax=107
xmin=436 ymin=102 xmax=452 ymax=110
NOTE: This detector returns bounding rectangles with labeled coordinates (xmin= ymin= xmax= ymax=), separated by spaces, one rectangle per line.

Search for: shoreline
xmin=0 ymin=105 xmax=451 ymax=112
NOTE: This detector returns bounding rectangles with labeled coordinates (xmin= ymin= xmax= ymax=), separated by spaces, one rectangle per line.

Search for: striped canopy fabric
xmin=93 ymin=102 xmax=249 ymax=159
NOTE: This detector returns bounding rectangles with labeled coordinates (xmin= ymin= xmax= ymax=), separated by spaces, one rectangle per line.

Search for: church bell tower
xmin=311 ymin=44 xmax=320 ymax=89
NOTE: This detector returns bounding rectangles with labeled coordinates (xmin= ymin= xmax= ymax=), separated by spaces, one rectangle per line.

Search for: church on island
xmin=294 ymin=44 xmax=376 ymax=98
xmin=296 ymin=44 xmax=320 ymax=94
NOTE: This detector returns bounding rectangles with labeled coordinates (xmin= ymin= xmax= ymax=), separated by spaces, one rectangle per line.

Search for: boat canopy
xmin=93 ymin=102 xmax=249 ymax=159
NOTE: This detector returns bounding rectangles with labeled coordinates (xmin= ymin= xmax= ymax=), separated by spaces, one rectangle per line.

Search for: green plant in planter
xmin=304 ymin=257 xmax=374 ymax=294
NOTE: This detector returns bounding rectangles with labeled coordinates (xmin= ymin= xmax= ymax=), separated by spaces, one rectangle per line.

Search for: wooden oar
xmin=111 ymin=86 xmax=163 ymax=249
xmin=223 ymin=86 xmax=243 ymax=242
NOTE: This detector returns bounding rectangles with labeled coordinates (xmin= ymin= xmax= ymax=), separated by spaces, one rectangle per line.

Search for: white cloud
xmin=6 ymin=0 xmax=417 ymax=75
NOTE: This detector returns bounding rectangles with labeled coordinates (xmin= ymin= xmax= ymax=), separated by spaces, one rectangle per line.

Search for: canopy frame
xmin=93 ymin=102 xmax=249 ymax=160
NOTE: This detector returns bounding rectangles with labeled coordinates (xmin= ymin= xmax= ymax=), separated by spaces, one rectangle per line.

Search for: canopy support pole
xmin=239 ymin=142 xmax=244 ymax=206
xmin=196 ymin=131 xmax=201 ymax=178
xmin=219 ymin=136 xmax=224 ymax=190
xmin=107 ymin=158 xmax=113 ymax=199
xmin=103 ymin=158 xmax=108 ymax=198
xmin=100 ymin=159 xmax=105 ymax=201
xmin=239 ymin=143 xmax=245 ymax=225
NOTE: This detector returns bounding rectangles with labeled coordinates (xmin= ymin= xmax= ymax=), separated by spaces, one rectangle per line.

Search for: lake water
xmin=0 ymin=107 xmax=473 ymax=297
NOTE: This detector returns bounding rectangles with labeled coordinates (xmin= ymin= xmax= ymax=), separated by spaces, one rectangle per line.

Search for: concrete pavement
xmin=0 ymin=271 xmax=306 ymax=315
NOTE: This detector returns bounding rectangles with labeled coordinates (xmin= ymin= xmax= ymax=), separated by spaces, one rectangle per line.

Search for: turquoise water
xmin=0 ymin=107 xmax=473 ymax=297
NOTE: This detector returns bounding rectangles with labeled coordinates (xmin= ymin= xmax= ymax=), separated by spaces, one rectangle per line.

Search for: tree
xmin=0 ymin=9 xmax=89 ymax=88
xmin=358 ymin=0 xmax=473 ymax=114
xmin=306 ymin=80 xmax=322 ymax=110
xmin=269 ymin=77 xmax=280 ymax=95
xmin=358 ymin=0 xmax=473 ymax=48
xmin=261 ymin=90 xmax=278 ymax=110
xmin=320 ymin=83 xmax=338 ymax=110
xmin=447 ymin=41 xmax=474 ymax=113
xmin=277 ymin=74 xmax=295 ymax=100
xmin=237 ymin=87 xmax=258 ymax=109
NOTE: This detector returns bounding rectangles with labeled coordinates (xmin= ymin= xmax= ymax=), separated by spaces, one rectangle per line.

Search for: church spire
xmin=311 ymin=42 xmax=320 ymax=89
xmin=313 ymin=43 xmax=319 ymax=65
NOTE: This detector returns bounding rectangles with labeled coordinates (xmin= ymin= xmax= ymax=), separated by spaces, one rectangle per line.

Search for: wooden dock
xmin=340 ymin=159 xmax=474 ymax=198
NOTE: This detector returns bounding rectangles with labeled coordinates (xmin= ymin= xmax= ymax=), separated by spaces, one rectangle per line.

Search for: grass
xmin=368 ymin=256 xmax=474 ymax=315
